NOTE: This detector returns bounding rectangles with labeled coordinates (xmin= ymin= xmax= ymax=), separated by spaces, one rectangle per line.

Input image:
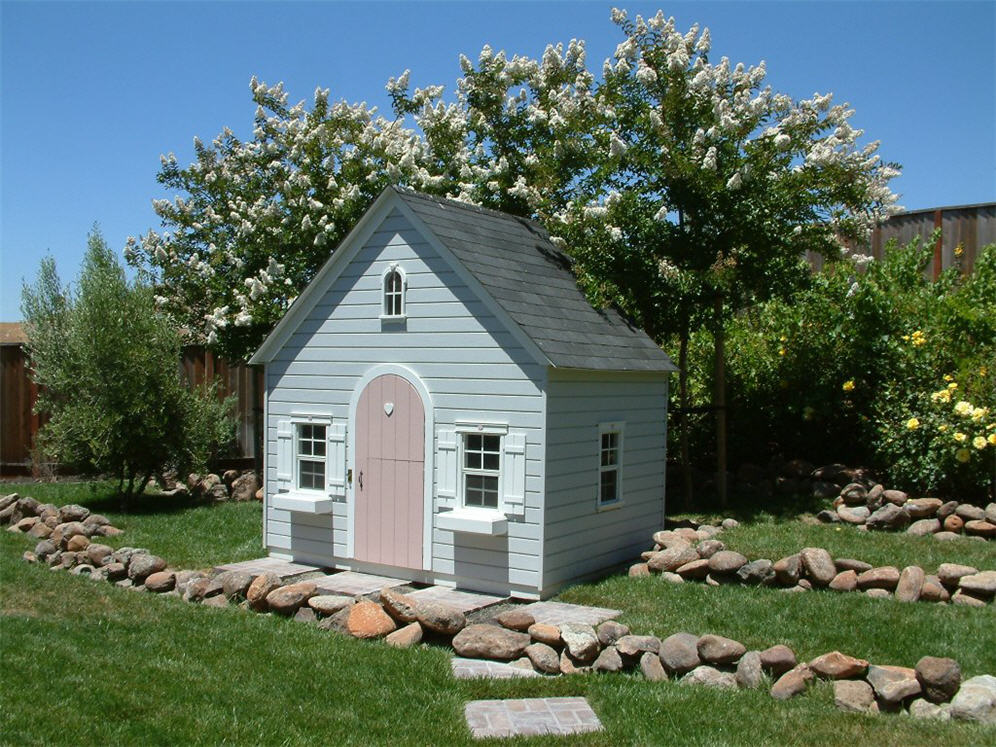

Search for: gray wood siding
xmin=543 ymin=372 xmax=668 ymax=593
xmin=264 ymin=208 xmax=546 ymax=592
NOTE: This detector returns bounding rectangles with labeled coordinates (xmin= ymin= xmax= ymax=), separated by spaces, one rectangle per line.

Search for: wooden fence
xmin=0 ymin=333 xmax=262 ymax=476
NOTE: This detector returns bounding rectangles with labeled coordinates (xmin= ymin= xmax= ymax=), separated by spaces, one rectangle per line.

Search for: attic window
xmin=382 ymin=265 xmax=406 ymax=319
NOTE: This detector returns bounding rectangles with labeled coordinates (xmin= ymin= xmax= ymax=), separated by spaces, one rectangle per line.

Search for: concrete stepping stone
xmin=312 ymin=571 xmax=409 ymax=596
xmin=214 ymin=557 xmax=321 ymax=580
xmin=451 ymin=657 xmax=540 ymax=679
xmin=517 ymin=600 xmax=622 ymax=627
xmin=408 ymin=586 xmax=507 ymax=614
xmin=464 ymin=697 xmax=603 ymax=738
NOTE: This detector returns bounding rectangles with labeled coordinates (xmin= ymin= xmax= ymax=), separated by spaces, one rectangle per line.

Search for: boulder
xmin=660 ymin=572 xmax=684 ymax=584
xmin=628 ymin=563 xmax=650 ymax=577
xmin=58 ymin=504 xmax=90 ymax=523
xmin=904 ymin=498 xmax=943 ymax=519
xmin=415 ymin=600 xmax=466 ymax=635
xmin=836 ymin=506 xmax=870 ymax=525
xmin=592 ymin=646 xmax=624 ymax=673
xmin=308 ymin=595 xmax=355 ymax=616
xmin=895 ymin=566 xmax=925 ymax=603
xmin=527 ymin=623 xmax=562 ymax=647
xmin=173 ymin=570 xmax=201 ymax=596
xmin=202 ymin=594 xmax=229 ymax=609
xmin=735 ymin=650 xmax=763 ymax=689
xmin=865 ymin=588 xmax=892 ymax=599
xmin=708 ymin=550 xmax=748 ymax=574
xmin=144 ymin=571 xmax=176 ymax=593
xmin=955 ymin=503 xmax=985 ymax=521
xmin=65 ymin=534 xmax=90 ymax=552
xmin=559 ymin=623 xmax=600 ymax=662
xmin=799 ymin=547 xmax=836 ymax=586
xmin=937 ymin=563 xmax=978 ymax=587
xmin=816 ymin=509 xmax=841 ymax=524
xmin=559 ymin=649 xmax=591 ymax=675
xmin=866 ymin=503 xmax=909 ymax=531
xmin=737 ymin=559 xmax=774 ymax=585
xmin=773 ymin=555 xmax=802 ymax=586
xmin=986 ymin=502 xmax=996 ymax=523
xmin=882 ymin=489 xmax=908 ymax=506
xmin=660 ymin=632 xmax=701 ymax=674
xmin=95 ymin=525 xmax=124 ymax=538
xmin=525 ymin=642 xmax=561 ymax=674
xmin=697 ymin=634 xmax=746 ymax=665
xmin=907 ymin=518 xmax=941 ymax=536
xmin=770 ymin=664 xmax=814 ymax=700
xmin=82 ymin=513 xmax=110 ymax=529
xmin=808 ymin=651 xmax=868 ymax=679
xmin=346 ymin=601 xmax=397 ymax=639
xmin=34 ymin=539 xmax=58 ymax=560
xmin=596 ymin=620 xmax=630 ymax=647
xmin=834 ymin=679 xmax=879 ymax=714
xmin=829 ymin=570 xmax=858 ymax=592
xmin=695 ymin=539 xmax=725 ymax=558
xmin=948 ymin=674 xmax=996 ymax=723
xmin=246 ymin=572 xmax=282 ymax=611
xmin=230 ymin=472 xmax=260 ymax=502
xmin=840 ymin=483 xmax=868 ymax=506
xmin=855 ymin=566 xmax=900 ymax=591
xmin=759 ymin=645 xmax=797 ymax=676
xmin=127 ymin=554 xmax=167 ymax=582
xmin=103 ymin=562 xmax=127 ymax=581
xmin=964 ymin=520 xmax=996 ymax=538
xmin=185 ymin=576 xmax=225 ymax=602
xmin=867 ymin=664 xmax=921 ymax=705
xmin=834 ymin=558 xmax=872 ymax=573
xmin=640 ymin=651 xmax=666 ymax=681
xmin=682 ymin=665 xmax=737 ymax=689
xmin=294 ymin=606 xmax=318 ymax=624
xmin=943 ymin=515 xmax=965 ymax=533
xmin=957 ymin=571 xmax=996 ymax=598
xmin=379 ymin=588 xmax=418 ymax=623
xmin=452 ymin=624 xmax=531 ymax=661
xmin=219 ymin=571 xmax=254 ymax=600
xmin=615 ymin=635 xmax=661 ymax=659
xmin=86 ymin=543 xmax=114 ymax=567
xmin=676 ymin=559 xmax=711 ymax=580
xmin=265 ymin=581 xmax=317 ymax=615
xmin=920 ymin=576 xmax=950 ymax=603
xmin=647 ymin=543 xmax=699 ymax=573
xmin=496 ymin=609 xmax=535 ymax=632
xmin=915 ymin=656 xmax=961 ymax=704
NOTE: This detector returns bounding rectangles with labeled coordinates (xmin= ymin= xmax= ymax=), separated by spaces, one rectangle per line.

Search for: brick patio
xmin=464 ymin=697 xmax=604 ymax=738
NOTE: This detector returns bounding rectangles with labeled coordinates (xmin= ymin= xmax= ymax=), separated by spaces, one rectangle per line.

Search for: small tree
xmin=22 ymin=227 xmax=235 ymax=497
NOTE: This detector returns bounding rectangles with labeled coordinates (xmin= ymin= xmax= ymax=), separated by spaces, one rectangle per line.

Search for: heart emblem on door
xmin=383 ymin=402 xmax=394 ymax=416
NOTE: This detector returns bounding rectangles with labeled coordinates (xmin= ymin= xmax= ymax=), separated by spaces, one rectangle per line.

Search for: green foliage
xmin=685 ymin=239 xmax=996 ymax=498
xmin=21 ymin=228 xmax=236 ymax=495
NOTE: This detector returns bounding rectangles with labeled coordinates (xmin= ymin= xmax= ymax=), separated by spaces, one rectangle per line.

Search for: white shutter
xmin=502 ymin=432 xmax=526 ymax=516
xmin=437 ymin=427 xmax=458 ymax=507
xmin=276 ymin=420 xmax=293 ymax=491
xmin=327 ymin=423 xmax=347 ymax=499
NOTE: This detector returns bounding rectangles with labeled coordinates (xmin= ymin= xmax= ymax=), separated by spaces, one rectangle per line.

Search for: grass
xmin=2 ymin=481 xmax=994 ymax=745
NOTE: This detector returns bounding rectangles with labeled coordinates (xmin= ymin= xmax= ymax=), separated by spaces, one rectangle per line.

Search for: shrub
xmin=21 ymin=227 xmax=236 ymax=496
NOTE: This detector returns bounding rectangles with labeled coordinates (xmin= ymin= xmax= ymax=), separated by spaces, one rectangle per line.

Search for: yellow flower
xmin=779 ymin=335 xmax=787 ymax=343
xmin=955 ymin=448 xmax=971 ymax=463
xmin=930 ymin=389 xmax=951 ymax=404
xmin=980 ymin=366 xmax=988 ymax=377
xmin=953 ymin=432 xmax=967 ymax=443
xmin=906 ymin=417 xmax=920 ymax=430
xmin=778 ymin=347 xmax=786 ymax=356
xmin=910 ymin=330 xmax=926 ymax=347
xmin=948 ymin=382 xmax=958 ymax=391
xmin=954 ymin=401 xmax=973 ymax=418
xmin=842 ymin=380 xmax=855 ymax=392
xmin=954 ymin=243 xmax=964 ymax=258
xmin=989 ymin=433 xmax=996 ymax=445
xmin=973 ymin=436 xmax=987 ymax=450
xmin=971 ymin=407 xmax=988 ymax=422
xmin=943 ymin=374 xmax=953 ymax=382
xmin=938 ymin=424 xmax=949 ymax=432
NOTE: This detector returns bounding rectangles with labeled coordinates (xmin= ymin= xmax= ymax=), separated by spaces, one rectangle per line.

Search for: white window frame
xmin=294 ymin=420 xmax=328 ymax=493
xmin=380 ymin=263 xmax=406 ymax=321
xmin=455 ymin=422 xmax=508 ymax=512
xmin=597 ymin=422 xmax=624 ymax=510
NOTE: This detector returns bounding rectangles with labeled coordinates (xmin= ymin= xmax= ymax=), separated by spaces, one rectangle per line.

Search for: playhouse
xmin=250 ymin=186 xmax=676 ymax=599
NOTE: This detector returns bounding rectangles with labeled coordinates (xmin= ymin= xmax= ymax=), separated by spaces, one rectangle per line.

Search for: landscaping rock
xmin=836 ymin=506 xmax=870 ymax=524
xmin=816 ymin=509 xmax=841 ymax=524
xmin=230 ymin=472 xmax=260 ymax=502
xmin=385 ymin=622 xmax=422 ymax=648
xmin=695 ymin=539 xmax=725 ymax=558
xmin=867 ymin=503 xmax=909 ymax=530
xmin=660 ymin=572 xmax=684 ymax=584
xmin=867 ymin=664 xmax=921 ymax=705
xmin=528 ymin=623 xmax=562 ymax=647
xmin=865 ymin=588 xmax=892 ymax=599
xmin=920 ymin=575 xmax=950 ymax=603
xmin=452 ymin=624 xmax=531 ymax=661
xmin=737 ymin=559 xmax=773 ymax=585
xmin=144 ymin=571 xmax=176 ymax=593
xmin=82 ymin=513 xmax=110 ymax=529
xmin=660 ymin=633 xmax=701 ymax=674
xmin=415 ymin=601 xmax=466 ymax=635
xmin=379 ymin=588 xmax=418 ymax=623
xmin=647 ymin=543 xmax=699 ymax=573
xmin=813 ymin=481 xmax=840 ymax=499
xmin=496 ymin=609 xmax=535 ymax=632
xmin=770 ymin=665 xmax=814 ymax=700
xmin=22 ymin=550 xmax=38 ymax=563
xmin=27 ymin=522 xmax=52 ymax=539
xmin=895 ymin=565 xmax=925 ymax=603
xmin=697 ymin=634 xmax=746 ymax=665
xmin=628 ymin=563 xmax=650 ymax=577
xmin=905 ymin=498 xmax=943 ymax=519
xmin=558 ymin=649 xmax=591 ymax=675
xmin=15 ymin=517 xmax=39 ymax=532
xmin=86 ymin=543 xmax=113 ymax=567
xmin=676 ymin=559 xmax=711 ymax=580
xmin=683 ymin=665 xmax=737 ymax=689
xmin=955 ymin=504 xmax=985 ymax=521
xmin=596 ymin=620 xmax=630 ymax=647
xmin=346 ymin=601 xmax=397 ymax=639
xmin=882 ymin=489 xmax=908 ymax=507
xmin=640 ymin=651 xmax=666 ymax=681
xmin=560 ymin=623 xmax=600 ymax=662
xmin=65 ymin=534 xmax=90 ymax=552
xmin=295 ymin=606 xmax=318 ymax=624
xmin=317 ymin=607 xmax=352 ymax=634
xmin=965 ymin=520 xmax=996 ymax=538
xmin=721 ymin=518 xmax=740 ymax=530
xmin=219 ymin=571 xmax=254 ymax=600
xmin=915 ymin=656 xmax=961 ymax=704
xmin=808 ymin=651 xmax=868 ymax=679
xmin=265 ymin=581 xmax=317 ymax=615
xmin=800 ymin=547 xmax=836 ymax=586
xmin=525 ymin=642 xmax=561 ymax=674
xmin=173 ymin=570 xmax=201 ymax=596
xmin=834 ymin=558 xmax=872 ymax=573
xmin=943 ymin=515 xmax=965 ymax=533
xmin=127 ymin=554 xmax=167 ymax=582
xmin=103 ymin=562 xmax=127 ymax=581
xmin=615 ymin=635 xmax=661 ymax=659
xmin=95 ymin=525 xmax=123 ymax=537
xmin=908 ymin=699 xmax=950 ymax=720
xmin=829 ymin=570 xmax=858 ymax=592
xmin=987 ymin=503 xmax=996 ymax=523
xmin=834 ymin=679 xmax=879 ymax=714
xmin=855 ymin=566 xmax=900 ymax=590
xmin=308 ymin=595 xmax=355 ymax=616
xmin=70 ymin=563 xmax=95 ymax=576
xmin=736 ymin=651 xmax=763 ymax=689
xmin=185 ymin=576 xmax=224 ymax=602
xmin=58 ymin=504 xmax=90 ymax=523
xmin=708 ymin=550 xmax=748 ymax=574
xmin=202 ymin=594 xmax=229 ymax=609
xmin=937 ymin=563 xmax=979 ymax=587
xmin=948 ymin=674 xmax=996 ymax=723
xmin=592 ymin=646 xmax=624 ymax=673
xmin=957 ymin=570 xmax=995 ymax=598
xmin=246 ymin=572 xmax=282 ymax=611
xmin=759 ymin=645 xmax=797 ymax=676
xmin=907 ymin=518 xmax=941 ymax=536
xmin=773 ymin=554 xmax=802 ymax=585
xmin=951 ymin=589 xmax=988 ymax=607
xmin=840 ymin=483 xmax=868 ymax=506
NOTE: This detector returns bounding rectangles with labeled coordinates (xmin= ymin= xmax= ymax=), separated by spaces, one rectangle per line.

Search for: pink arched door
xmin=354 ymin=374 xmax=425 ymax=570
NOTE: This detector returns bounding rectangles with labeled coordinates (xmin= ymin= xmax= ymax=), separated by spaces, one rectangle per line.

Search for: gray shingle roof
xmin=395 ymin=188 xmax=675 ymax=373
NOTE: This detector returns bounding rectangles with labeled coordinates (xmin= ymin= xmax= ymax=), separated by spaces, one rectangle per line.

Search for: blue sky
xmin=2 ymin=1 xmax=994 ymax=321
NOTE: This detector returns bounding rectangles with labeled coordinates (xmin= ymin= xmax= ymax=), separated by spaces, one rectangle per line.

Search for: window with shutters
xmin=296 ymin=423 xmax=327 ymax=491
xmin=598 ymin=422 xmax=624 ymax=507
xmin=463 ymin=433 xmax=501 ymax=509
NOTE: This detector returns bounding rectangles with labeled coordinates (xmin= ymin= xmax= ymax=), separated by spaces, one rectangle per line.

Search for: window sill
xmin=379 ymin=314 xmax=407 ymax=323
xmin=272 ymin=492 xmax=334 ymax=515
xmin=596 ymin=500 xmax=624 ymax=513
xmin=436 ymin=508 xmax=508 ymax=536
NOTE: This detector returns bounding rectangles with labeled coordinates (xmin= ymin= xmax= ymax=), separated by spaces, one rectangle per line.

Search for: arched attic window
xmin=382 ymin=264 xmax=406 ymax=320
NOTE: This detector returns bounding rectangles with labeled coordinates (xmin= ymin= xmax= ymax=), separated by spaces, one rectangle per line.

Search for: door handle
xmin=358 ymin=470 xmax=363 ymax=490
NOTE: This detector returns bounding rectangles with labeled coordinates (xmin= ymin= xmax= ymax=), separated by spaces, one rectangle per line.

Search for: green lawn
xmin=1 ymin=481 xmax=993 ymax=745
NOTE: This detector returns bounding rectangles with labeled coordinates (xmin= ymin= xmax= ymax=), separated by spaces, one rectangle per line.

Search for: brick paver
xmin=451 ymin=657 xmax=540 ymax=679
xmin=517 ymin=600 xmax=622 ymax=627
xmin=408 ymin=586 xmax=508 ymax=614
xmin=214 ymin=557 xmax=321 ymax=579
xmin=312 ymin=570 xmax=409 ymax=596
xmin=464 ymin=697 xmax=603 ymax=738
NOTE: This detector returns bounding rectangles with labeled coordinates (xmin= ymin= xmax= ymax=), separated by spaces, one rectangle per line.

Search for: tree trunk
xmin=714 ymin=296 xmax=728 ymax=509
xmin=678 ymin=332 xmax=693 ymax=511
